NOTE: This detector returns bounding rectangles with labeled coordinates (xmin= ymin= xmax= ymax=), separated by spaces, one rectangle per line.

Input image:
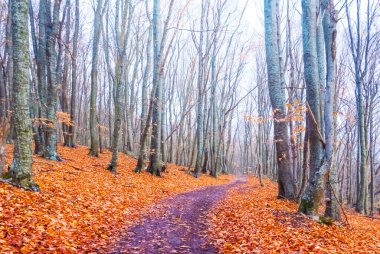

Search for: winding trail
xmin=111 ymin=175 xmax=246 ymax=254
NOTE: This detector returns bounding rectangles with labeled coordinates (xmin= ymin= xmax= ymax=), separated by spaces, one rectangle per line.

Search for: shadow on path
xmin=110 ymin=175 xmax=247 ymax=254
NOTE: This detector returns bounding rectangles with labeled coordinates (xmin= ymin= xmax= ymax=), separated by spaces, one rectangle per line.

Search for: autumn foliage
xmin=208 ymin=177 xmax=380 ymax=253
xmin=0 ymin=145 xmax=232 ymax=253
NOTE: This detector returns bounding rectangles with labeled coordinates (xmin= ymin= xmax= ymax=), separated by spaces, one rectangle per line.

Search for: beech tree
xmin=7 ymin=0 xmax=39 ymax=191
xmin=147 ymin=0 xmax=175 ymax=176
xmin=108 ymin=0 xmax=133 ymax=172
xmin=67 ymin=0 xmax=80 ymax=148
xmin=264 ymin=0 xmax=296 ymax=200
xmin=323 ymin=0 xmax=340 ymax=220
xmin=44 ymin=0 xmax=62 ymax=161
xmin=298 ymin=0 xmax=325 ymax=216
xmin=89 ymin=0 xmax=104 ymax=157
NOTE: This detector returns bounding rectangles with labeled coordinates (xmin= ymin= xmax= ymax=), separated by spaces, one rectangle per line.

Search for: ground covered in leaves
xmin=0 ymin=145 xmax=232 ymax=253
xmin=112 ymin=175 xmax=246 ymax=254
xmin=208 ymin=177 xmax=380 ymax=253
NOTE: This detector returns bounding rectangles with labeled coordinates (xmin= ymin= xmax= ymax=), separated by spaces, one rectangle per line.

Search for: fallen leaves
xmin=0 ymin=145 xmax=232 ymax=253
xmin=208 ymin=177 xmax=380 ymax=253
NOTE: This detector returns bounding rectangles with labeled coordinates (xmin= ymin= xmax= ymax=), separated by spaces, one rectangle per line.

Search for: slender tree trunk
xmin=323 ymin=0 xmax=341 ymax=220
xmin=355 ymin=76 xmax=368 ymax=214
xmin=148 ymin=0 xmax=163 ymax=176
xmin=109 ymin=0 xmax=130 ymax=172
xmin=28 ymin=0 xmax=44 ymax=154
xmin=148 ymin=0 xmax=175 ymax=175
xmin=140 ymin=23 xmax=153 ymax=160
xmin=5 ymin=1 xmax=14 ymax=145
xmin=264 ymin=0 xmax=296 ymax=200
xmin=44 ymin=0 xmax=62 ymax=161
xmin=62 ymin=0 xmax=71 ymax=146
xmin=0 ymin=67 xmax=8 ymax=176
xmin=316 ymin=5 xmax=326 ymax=133
xmin=67 ymin=0 xmax=79 ymax=148
xmin=135 ymin=21 xmax=153 ymax=173
xmin=32 ymin=0 xmax=48 ymax=155
xmin=89 ymin=0 xmax=104 ymax=157
xmin=369 ymin=115 xmax=375 ymax=216
xmin=299 ymin=119 xmax=309 ymax=198
xmin=194 ymin=0 xmax=205 ymax=177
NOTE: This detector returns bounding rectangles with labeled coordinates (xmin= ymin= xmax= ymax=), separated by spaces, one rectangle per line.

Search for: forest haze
xmin=0 ymin=0 xmax=380 ymax=252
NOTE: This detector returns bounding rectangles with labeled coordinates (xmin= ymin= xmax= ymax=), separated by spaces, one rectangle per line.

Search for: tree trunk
xmin=298 ymin=119 xmax=309 ymax=198
xmin=148 ymin=0 xmax=164 ymax=176
xmin=323 ymin=0 xmax=341 ymax=220
xmin=62 ymin=0 xmax=71 ymax=147
xmin=8 ymin=0 xmax=39 ymax=191
xmin=44 ymin=0 xmax=61 ymax=161
xmin=355 ymin=75 xmax=368 ymax=214
xmin=28 ymin=0 xmax=44 ymax=154
xmin=32 ymin=0 xmax=49 ymax=155
xmin=109 ymin=0 xmax=130 ymax=172
xmin=194 ymin=0 xmax=205 ymax=177
xmin=299 ymin=0 xmax=326 ymax=216
xmin=135 ymin=19 xmax=153 ymax=173
xmin=264 ymin=0 xmax=296 ymax=200
xmin=89 ymin=0 xmax=104 ymax=157
xmin=0 ymin=69 xmax=8 ymax=176
xmin=67 ymin=0 xmax=79 ymax=148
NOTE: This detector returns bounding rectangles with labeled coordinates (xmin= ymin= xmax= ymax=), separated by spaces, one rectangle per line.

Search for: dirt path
xmin=111 ymin=175 xmax=246 ymax=254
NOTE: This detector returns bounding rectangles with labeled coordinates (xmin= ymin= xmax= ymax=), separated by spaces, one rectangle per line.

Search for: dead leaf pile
xmin=208 ymin=177 xmax=380 ymax=253
xmin=0 ymin=145 xmax=232 ymax=253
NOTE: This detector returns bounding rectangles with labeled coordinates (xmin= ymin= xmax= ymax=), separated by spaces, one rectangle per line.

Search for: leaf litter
xmin=208 ymin=177 xmax=380 ymax=253
xmin=0 ymin=145 xmax=232 ymax=253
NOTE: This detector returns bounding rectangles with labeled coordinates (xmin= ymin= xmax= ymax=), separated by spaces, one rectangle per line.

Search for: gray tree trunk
xmin=109 ymin=0 xmax=131 ymax=172
xmin=148 ymin=0 xmax=174 ymax=176
xmin=28 ymin=0 xmax=44 ymax=154
xmin=299 ymin=0 xmax=326 ymax=216
xmin=135 ymin=21 xmax=153 ymax=173
xmin=67 ymin=0 xmax=79 ymax=148
xmin=44 ymin=0 xmax=61 ymax=161
xmin=323 ymin=0 xmax=341 ymax=220
xmin=32 ymin=0 xmax=49 ymax=155
xmin=194 ymin=0 xmax=205 ymax=177
xmin=264 ymin=0 xmax=296 ymax=200
xmin=0 ymin=66 xmax=8 ymax=176
xmin=148 ymin=0 xmax=164 ymax=176
xmin=61 ymin=0 xmax=71 ymax=147
xmin=89 ymin=0 xmax=104 ymax=157
xmin=8 ymin=0 xmax=39 ymax=191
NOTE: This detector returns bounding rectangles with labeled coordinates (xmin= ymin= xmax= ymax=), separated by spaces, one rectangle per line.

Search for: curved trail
xmin=111 ymin=175 xmax=246 ymax=254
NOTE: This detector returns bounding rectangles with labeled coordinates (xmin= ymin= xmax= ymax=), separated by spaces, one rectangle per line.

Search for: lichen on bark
xmin=7 ymin=0 xmax=39 ymax=191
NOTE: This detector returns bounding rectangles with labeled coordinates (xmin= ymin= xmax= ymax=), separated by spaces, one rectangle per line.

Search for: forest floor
xmin=209 ymin=177 xmax=380 ymax=253
xmin=0 ymin=145 xmax=233 ymax=253
xmin=1 ymin=145 xmax=380 ymax=253
xmin=111 ymin=175 xmax=247 ymax=254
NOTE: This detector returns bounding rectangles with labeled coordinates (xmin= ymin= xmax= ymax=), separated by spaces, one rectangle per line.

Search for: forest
xmin=0 ymin=0 xmax=379 ymax=253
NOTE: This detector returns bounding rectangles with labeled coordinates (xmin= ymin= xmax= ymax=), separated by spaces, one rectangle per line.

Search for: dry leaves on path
xmin=208 ymin=177 xmax=380 ymax=254
xmin=0 ymin=145 xmax=232 ymax=253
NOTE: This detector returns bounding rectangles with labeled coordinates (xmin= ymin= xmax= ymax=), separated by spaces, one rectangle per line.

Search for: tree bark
xmin=323 ymin=0 xmax=341 ymax=220
xmin=89 ymin=0 xmax=104 ymax=157
xmin=8 ymin=0 xmax=39 ymax=191
xmin=67 ymin=0 xmax=79 ymax=148
xmin=109 ymin=0 xmax=131 ymax=172
xmin=299 ymin=0 xmax=326 ymax=216
xmin=264 ymin=0 xmax=296 ymax=200
xmin=44 ymin=0 xmax=62 ymax=161
xmin=194 ymin=0 xmax=205 ymax=177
